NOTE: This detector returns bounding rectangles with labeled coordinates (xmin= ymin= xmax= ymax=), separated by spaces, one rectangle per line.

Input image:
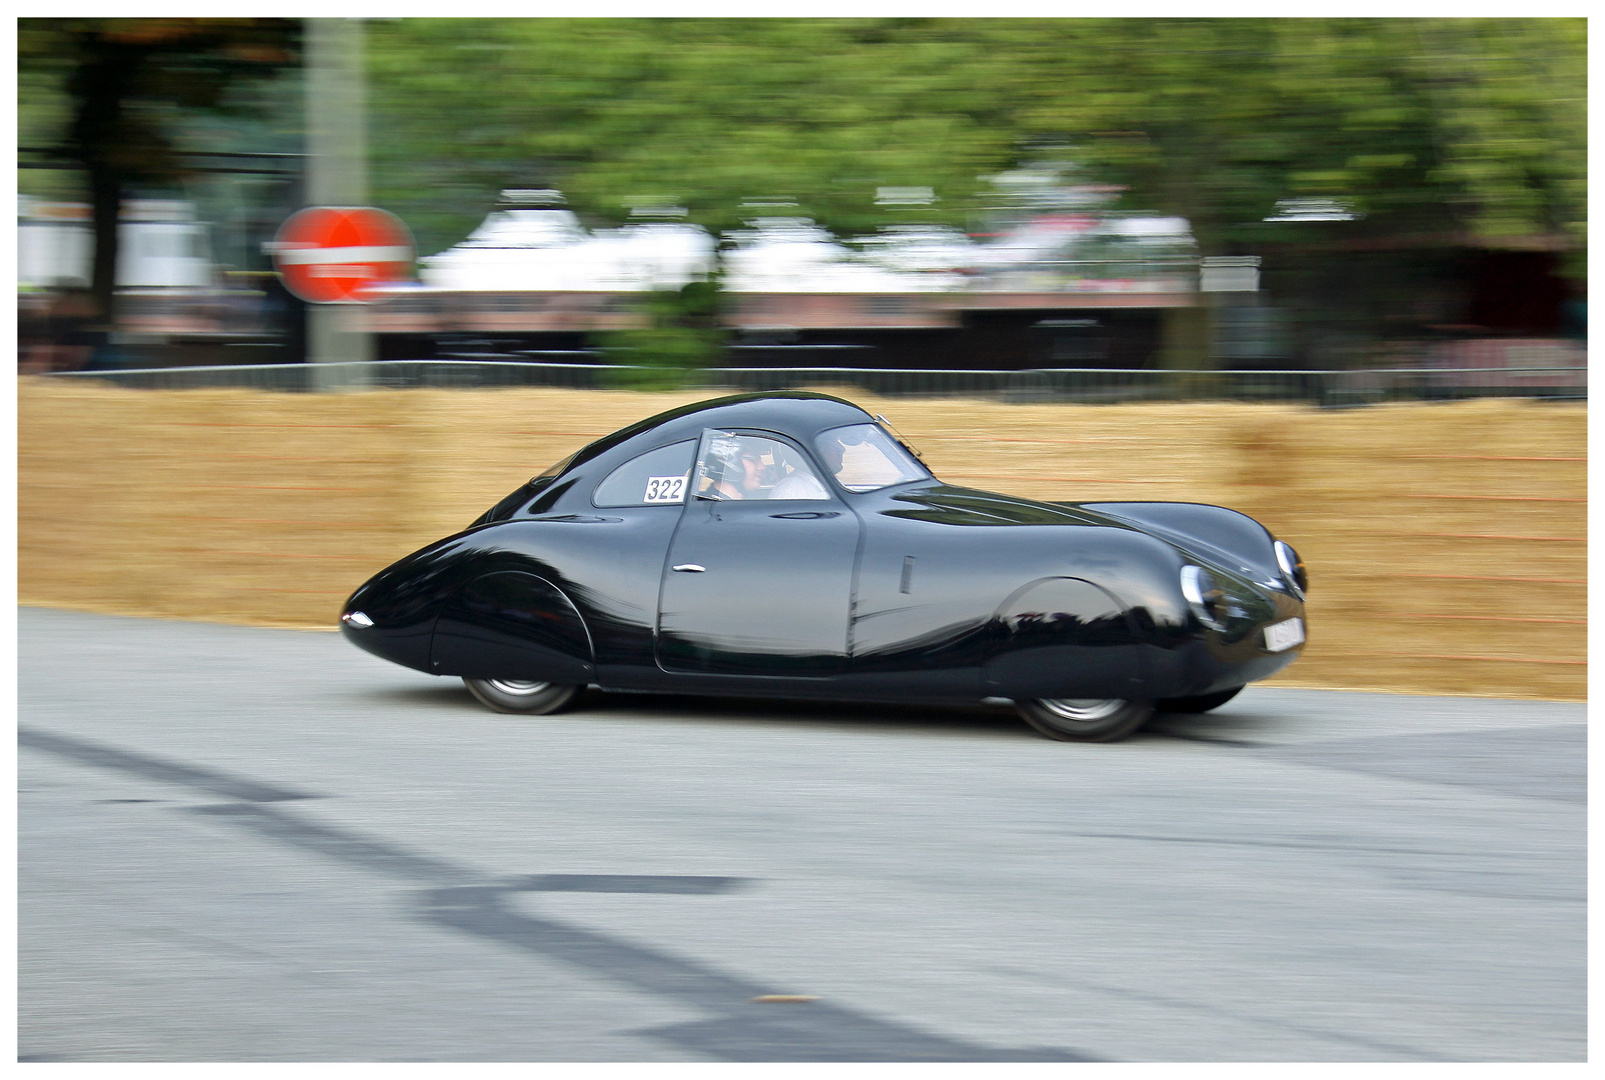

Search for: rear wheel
xmin=1157 ymin=686 xmax=1243 ymax=714
xmin=1016 ymin=698 xmax=1155 ymax=743
xmin=463 ymin=678 xmax=580 ymax=716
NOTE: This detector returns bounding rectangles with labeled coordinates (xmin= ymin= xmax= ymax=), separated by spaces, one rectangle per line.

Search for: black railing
xmin=34 ymin=360 xmax=1587 ymax=403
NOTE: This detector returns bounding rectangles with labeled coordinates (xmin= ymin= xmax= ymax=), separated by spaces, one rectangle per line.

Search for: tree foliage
xmin=17 ymin=17 xmax=1583 ymax=349
xmin=363 ymin=17 xmax=1581 ymax=369
xmin=1021 ymin=18 xmax=1585 ymax=252
xmin=17 ymin=18 xmax=300 ymax=317
xmin=599 ymin=277 xmax=726 ymax=389
xmin=367 ymin=18 xmax=1018 ymax=253
xmin=368 ymin=17 xmax=1583 ymax=261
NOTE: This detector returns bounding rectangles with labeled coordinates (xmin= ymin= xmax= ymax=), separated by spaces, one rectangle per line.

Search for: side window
xmin=592 ymin=441 xmax=696 ymax=507
xmin=694 ymin=431 xmax=830 ymax=501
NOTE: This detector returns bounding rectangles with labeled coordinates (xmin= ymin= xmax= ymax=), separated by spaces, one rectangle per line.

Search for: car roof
xmin=569 ymin=392 xmax=876 ymax=471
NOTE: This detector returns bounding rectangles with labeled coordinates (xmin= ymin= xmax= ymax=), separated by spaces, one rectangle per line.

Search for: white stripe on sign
xmin=276 ymin=245 xmax=411 ymax=266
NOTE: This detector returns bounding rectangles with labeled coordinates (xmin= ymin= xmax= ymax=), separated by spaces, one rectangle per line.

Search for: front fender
xmin=429 ymin=571 xmax=596 ymax=684
xmin=341 ymin=533 xmax=481 ymax=674
xmin=1072 ymin=502 xmax=1282 ymax=585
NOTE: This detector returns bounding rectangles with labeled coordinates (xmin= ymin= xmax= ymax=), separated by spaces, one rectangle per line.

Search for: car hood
xmin=884 ymin=484 xmax=1288 ymax=591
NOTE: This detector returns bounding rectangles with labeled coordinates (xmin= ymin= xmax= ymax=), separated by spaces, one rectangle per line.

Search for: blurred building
xmin=18 ymin=196 xmax=216 ymax=291
xmin=18 ymin=195 xmax=300 ymax=366
xmin=370 ymin=187 xmax=1198 ymax=370
xmin=22 ymin=185 xmax=1580 ymax=381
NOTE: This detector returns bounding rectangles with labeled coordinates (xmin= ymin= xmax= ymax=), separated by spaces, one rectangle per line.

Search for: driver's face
xmin=739 ymin=453 xmax=763 ymax=489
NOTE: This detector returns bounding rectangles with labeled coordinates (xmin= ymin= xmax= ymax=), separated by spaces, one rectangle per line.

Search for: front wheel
xmin=463 ymin=677 xmax=581 ymax=716
xmin=1016 ymin=698 xmax=1155 ymax=743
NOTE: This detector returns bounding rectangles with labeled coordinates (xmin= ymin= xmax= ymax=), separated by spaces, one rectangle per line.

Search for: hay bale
xmin=18 ymin=379 xmax=1583 ymax=699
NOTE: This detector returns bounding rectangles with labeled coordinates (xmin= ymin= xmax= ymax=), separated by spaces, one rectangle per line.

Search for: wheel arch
xmin=983 ymin=575 xmax=1148 ymax=701
xmin=429 ymin=569 xmax=596 ymax=684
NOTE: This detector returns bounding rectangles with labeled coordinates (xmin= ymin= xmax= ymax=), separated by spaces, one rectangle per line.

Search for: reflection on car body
xmin=342 ymin=392 xmax=1307 ymax=741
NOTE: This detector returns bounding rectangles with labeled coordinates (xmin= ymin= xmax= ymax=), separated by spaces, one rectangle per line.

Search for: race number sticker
xmin=643 ymin=475 xmax=687 ymax=504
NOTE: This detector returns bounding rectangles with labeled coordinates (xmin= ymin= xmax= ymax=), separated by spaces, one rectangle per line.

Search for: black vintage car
xmin=341 ymin=392 xmax=1307 ymax=741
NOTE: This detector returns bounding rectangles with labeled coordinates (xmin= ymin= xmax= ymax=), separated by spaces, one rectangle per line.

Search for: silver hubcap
xmin=1038 ymin=698 xmax=1126 ymax=723
xmin=487 ymin=679 xmax=550 ymax=696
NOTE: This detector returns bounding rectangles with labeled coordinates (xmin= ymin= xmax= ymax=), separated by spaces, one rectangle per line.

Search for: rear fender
xmin=983 ymin=576 xmax=1147 ymax=700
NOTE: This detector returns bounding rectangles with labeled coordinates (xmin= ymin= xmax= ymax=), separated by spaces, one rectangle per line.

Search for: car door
xmin=656 ymin=428 xmax=860 ymax=677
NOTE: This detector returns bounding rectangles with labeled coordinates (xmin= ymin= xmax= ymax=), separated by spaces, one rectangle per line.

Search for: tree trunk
xmin=1161 ymin=302 xmax=1213 ymax=371
xmin=67 ymin=40 xmax=140 ymax=331
xmin=1156 ymin=141 xmax=1222 ymax=378
xmin=86 ymin=161 xmax=121 ymax=327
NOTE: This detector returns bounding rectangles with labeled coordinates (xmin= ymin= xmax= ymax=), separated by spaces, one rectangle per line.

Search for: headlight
xmin=1180 ymin=565 xmax=1228 ymax=631
xmin=1274 ymin=541 xmax=1307 ymax=598
xmin=1181 ymin=564 xmax=1276 ymax=642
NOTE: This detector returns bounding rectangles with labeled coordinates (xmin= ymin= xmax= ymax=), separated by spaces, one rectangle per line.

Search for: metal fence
xmin=35 ymin=359 xmax=1587 ymax=404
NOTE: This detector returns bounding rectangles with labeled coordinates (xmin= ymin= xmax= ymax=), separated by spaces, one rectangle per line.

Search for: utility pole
xmin=304 ymin=18 xmax=371 ymax=389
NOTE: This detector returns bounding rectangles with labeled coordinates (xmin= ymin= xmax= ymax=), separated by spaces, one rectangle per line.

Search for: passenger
xmin=818 ymin=434 xmax=848 ymax=480
xmin=831 ymin=429 xmax=905 ymax=489
xmin=767 ymin=463 xmax=828 ymax=499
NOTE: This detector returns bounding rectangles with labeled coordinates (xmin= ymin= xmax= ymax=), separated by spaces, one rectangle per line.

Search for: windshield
xmin=815 ymin=424 xmax=931 ymax=492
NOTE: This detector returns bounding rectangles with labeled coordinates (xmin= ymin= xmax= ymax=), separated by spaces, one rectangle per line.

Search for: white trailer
xmin=17 ymin=196 xmax=217 ymax=291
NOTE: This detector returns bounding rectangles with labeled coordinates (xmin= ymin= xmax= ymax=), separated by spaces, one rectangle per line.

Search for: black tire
xmin=1157 ymin=686 xmax=1243 ymax=714
xmin=1016 ymin=698 xmax=1155 ymax=743
xmin=463 ymin=677 xmax=581 ymax=715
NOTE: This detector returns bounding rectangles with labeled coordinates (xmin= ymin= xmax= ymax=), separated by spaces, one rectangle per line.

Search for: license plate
xmin=1264 ymin=617 xmax=1306 ymax=652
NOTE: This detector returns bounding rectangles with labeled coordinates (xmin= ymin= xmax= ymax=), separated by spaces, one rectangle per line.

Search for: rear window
xmin=593 ymin=441 xmax=696 ymax=507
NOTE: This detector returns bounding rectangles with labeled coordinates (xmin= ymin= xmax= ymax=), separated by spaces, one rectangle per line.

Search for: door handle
xmin=672 ymin=563 xmax=706 ymax=573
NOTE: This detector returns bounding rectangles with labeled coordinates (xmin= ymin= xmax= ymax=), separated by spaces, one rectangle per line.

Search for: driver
xmin=714 ymin=446 xmax=768 ymax=500
xmin=708 ymin=437 xmax=830 ymax=500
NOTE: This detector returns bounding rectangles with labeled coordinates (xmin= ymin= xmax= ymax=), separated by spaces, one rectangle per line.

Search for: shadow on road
xmin=21 ymin=724 xmax=1097 ymax=1062
xmin=366 ymin=682 xmax=1035 ymax=740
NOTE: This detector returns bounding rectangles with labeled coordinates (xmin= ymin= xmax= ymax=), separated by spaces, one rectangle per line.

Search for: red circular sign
xmin=272 ymin=206 xmax=414 ymax=304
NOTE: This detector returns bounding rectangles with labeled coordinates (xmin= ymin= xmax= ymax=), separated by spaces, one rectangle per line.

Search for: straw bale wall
xmin=18 ymin=378 xmax=1585 ymax=700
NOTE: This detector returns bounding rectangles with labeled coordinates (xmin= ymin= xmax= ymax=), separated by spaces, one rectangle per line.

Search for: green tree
xmin=365 ymin=18 xmax=1584 ymax=369
xmin=367 ymin=18 xmax=1029 ymax=370
xmin=600 ymin=278 xmax=725 ymax=388
xmin=369 ymin=18 xmax=1017 ymax=249
xmin=993 ymin=17 xmax=1584 ymax=362
xmin=17 ymin=18 xmax=299 ymax=321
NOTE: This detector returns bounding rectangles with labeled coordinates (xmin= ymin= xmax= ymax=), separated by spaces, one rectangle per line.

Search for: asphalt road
xmin=17 ymin=606 xmax=1586 ymax=1062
